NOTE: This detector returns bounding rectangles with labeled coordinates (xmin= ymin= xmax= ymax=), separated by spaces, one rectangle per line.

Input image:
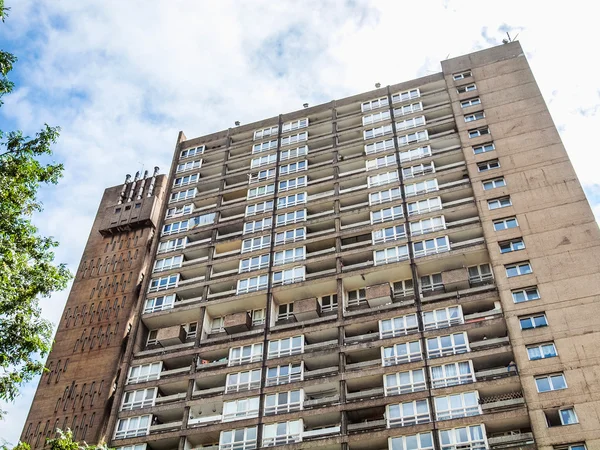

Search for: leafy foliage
xmin=2 ymin=428 xmax=110 ymax=450
xmin=0 ymin=7 xmax=72 ymax=416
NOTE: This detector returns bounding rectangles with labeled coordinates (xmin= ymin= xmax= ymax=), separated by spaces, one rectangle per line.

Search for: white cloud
xmin=1 ymin=0 xmax=599 ymax=444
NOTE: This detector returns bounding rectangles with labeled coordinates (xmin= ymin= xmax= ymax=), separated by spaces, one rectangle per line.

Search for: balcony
xmin=488 ymin=432 xmax=535 ymax=448
xmin=481 ymin=391 xmax=525 ymax=412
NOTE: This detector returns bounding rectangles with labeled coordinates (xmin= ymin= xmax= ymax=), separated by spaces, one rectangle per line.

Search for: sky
xmin=1 ymin=0 xmax=599 ymax=445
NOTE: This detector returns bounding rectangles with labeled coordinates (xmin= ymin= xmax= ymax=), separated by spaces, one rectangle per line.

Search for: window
xmin=369 ymin=187 xmax=402 ymax=206
xmin=229 ymin=343 xmax=263 ymax=366
xmin=393 ymin=278 xmax=414 ymax=297
xmin=251 ymin=309 xmax=265 ymax=326
xmin=439 ymin=425 xmax=486 ymax=450
xmin=384 ymin=369 xmax=426 ymax=395
xmin=272 ymin=266 xmax=305 ymax=285
xmin=402 ymin=162 xmax=435 ymax=179
xmin=400 ymin=145 xmax=432 ymax=162
xmin=363 ymin=110 xmax=391 ymax=126
xmin=121 ymin=388 xmax=156 ymax=411
xmin=434 ymin=391 xmax=480 ymax=420
xmin=362 ymin=96 xmax=389 ymax=112
xmin=280 ymin=131 xmax=307 ymax=147
xmin=347 ymin=288 xmax=366 ymax=307
xmin=162 ymin=219 xmax=189 ymax=236
xmin=249 ymin=168 xmax=276 ymax=183
xmin=114 ymin=415 xmax=150 ymax=439
xmin=499 ymin=238 xmax=525 ymax=253
xmin=394 ymin=101 xmax=423 ymax=117
xmin=396 ymin=115 xmax=426 ymax=131
xmin=392 ymin=88 xmax=420 ymax=103
xmin=266 ymin=363 xmax=303 ymax=386
xmin=319 ymin=294 xmax=338 ymax=312
xmin=254 ymin=126 xmax=278 ymax=140
xmin=366 ymin=154 xmax=397 ymax=171
xmin=173 ymin=173 xmax=199 ymax=188
xmin=166 ymin=203 xmax=193 ymax=219
xmin=464 ymin=111 xmax=485 ymax=122
xmin=423 ymin=306 xmax=463 ymax=330
xmin=389 ymin=432 xmax=433 ymax=450
xmin=407 ymin=197 xmax=442 ymax=216
xmin=371 ymin=205 xmax=404 ymax=224
xmin=387 ymin=400 xmax=430 ymax=427
xmin=413 ymin=236 xmax=450 ymax=257
xmin=252 ymin=140 xmax=277 ymax=154
xmin=368 ymin=171 xmax=399 ymax=188
xmin=264 ymin=390 xmax=302 ymax=415
xmin=426 ymin=332 xmax=469 ymax=358
xmin=374 ymin=244 xmax=409 ymax=265
xmin=555 ymin=445 xmax=586 ymax=450
xmin=277 ymin=192 xmax=306 ymax=209
xmin=169 ymin=188 xmax=196 ymax=203
xmin=146 ymin=329 xmax=158 ymax=346
xmin=275 ymin=227 xmax=305 ymax=245
xmin=148 ymin=274 xmax=179 ymax=293
xmin=247 ymin=184 xmax=275 ymax=199
xmin=365 ymin=138 xmax=395 ymax=155
xmin=278 ymin=175 xmax=307 ymax=192
xmin=277 ymin=303 xmax=294 ymax=321
xmin=519 ymin=313 xmax=548 ymax=330
xmin=456 ymin=83 xmax=476 ymax=94
xmin=237 ymin=275 xmax=269 ymax=294
xmin=268 ymin=336 xmax=304 ymax=359
xmin=404 ymin=179 xmax=438 ymax=197
xmin=180 ymin=146 xmax=204 ymax=159
xmin=488 ymin=196 xmax=512 ymax=210
xmin=210 ymin=316 xmax=225 ymax=334
xmin=482 ymin=177 xmax=506 ymax=190
xmin=223 ymin=397 xmax=260 ymax=421
xmin=157 ymin=238 xmax=187 ymax=254
xmin=453 ymin=70 xmax=472 ymax=80
xmin=473 ymin=142 xmax=495 ymax=154
xmin=144 ymin=294 xmax=176 ymax=314
xmin=219 ymin=427 xmax=257 ymax=450
xmin=506 ymin=263 xmax=533 ymax=278
xmin=493 ymin=216 xmax=518 ymax=231
xmin=364 ymin=124 xmax=393 ymax=140
xmin=379 ymin=313 xmax=419 ymax=338
xmin=421 ymin=273 xmax=443 ymax=293
xmin=245 ymin=200 xmax=274 ymax=217
xmin=382 ymin=341 xmax=422 ymax=366
xmin=372 ymin=224 xmax=406 ymax=244
xmin=398 ymin=130 xmax=429 ymax=146
xmin=430 ymin=361 xmax=474 ymax=388
xmin=176 ymin=159 xmax=202 ymax=173
xmin=127 ymin=362 xmax=161 ymax=384
xmin=262 ymin=420 xmax=302 ymax=447
xmin=241 ymin=235 xmax=271 ymax=253
xmin=184 ymin=322 xmax=198 ymax=339
xmin=239 ymin=254 xmax=270 ymax=273
xmin=461 ymin=97 xmax=481 ymax=108
xmin=280 ymin=145 xmax=308 ymax=161
xmin=276 ymin=209 xmax=305 ymax=226
xmin=279 ymin=160 xmax=307 ymax=175
xmin=274 ymin=247 xmax=305 ymax=266
xmin=243 ymin=217 xmax=272 ymax=234
xmin=468 ymin=126 xmax=490 ymax=138
xmin=527 ymin=342 xmax=557 ymax=360
xmin=153 ymin=256 xmax=183 ymax=272
xmin=250 ymin=153 xmax=277 ymax=168
xmin=410 ymin=216 xmax=445 ymax=236
xmin=536 ymin=373 xmax=567 ymax=392
xmin=467 ymin=263 xmax=493 ymax=284
xmin=558 ymin=408 xmax=579 ymax=426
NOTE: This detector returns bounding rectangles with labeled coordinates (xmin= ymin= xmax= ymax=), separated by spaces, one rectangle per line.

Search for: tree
xmin=2 ymin=429 xmax=110 ymax=450
xmin=0 ymin=2 xmax=72 ymax=416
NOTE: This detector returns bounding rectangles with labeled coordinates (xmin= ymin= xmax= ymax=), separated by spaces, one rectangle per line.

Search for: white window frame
xmin=262 ymin=420 xmax=302 ymax=447
xmin=512 ymin=286 xmax=540 ymax=303
xmin=173 ymin=173 xmax=199 ymax=188
xmin=379 ymin=313 xmax=419 ymax=339
xmin=236 ymin=275 xmax=269 ymax=295
xmin=254 ymin=126 xmax=278 ymax=140
xmin=267 ymin=336 xmax=304 ymax=359
xmin=381 ymin=340 xmax=422 ymax=366
xmin=399 ymin=145 xmax=432 ymax=162
xmin=482 ymin=177 xmax=506 ymax=190
xmin=275 ymin=227 xmax=305 ymax=245
xmin=114 ymin=415 xmax=151 ymax=439
xmin=280 ymin=145 xmax=308 ymax=161
xmin=374 ymin=244 xmax=409 ymax=265
xmin=364 ymin=124 xmax=393 ymax=140
xmin=229 ymin=343 xmax=263 ymax=366
xmin=362 ymin=110 xmax=391 ymax=126
xmin=281 ymin=116 xmax=308 ymax=132
xmin=430 ymin=361 xmax=475 ymax=389
xmin=368 ymin=170 xmax=399 ymax=188
xmin=434 ymin=391 xmax=481 ymax=421
xmin=277 ymin=192 xmax=307 ymax=209
xmin=153 ymin=255 xmax=183 ymax=273
xmin=527 ymin=342 xmax=557 ymax=361
xmin=388 ymin=433 xmax=434 ymax=450
xmin=180 ymin=146 xmax=204 ymax=159
xmin=148 ymin=274 xmax=179 ymax=293
xmin=499 ymin=238 xmax=526 ymax=253
xmin=250 ymin=153 xmax=277 ymax=168
xmin=506 ymin=263 xmax=533 ymax=278
xmin=396 ymin=115 xmax=426 ymax=131
xmin=461 ymin=97 xmax=481 ymax=108
xmin=426 ymin=332 xmax=469 ymax=358
xmin=369 ymin=187 xmax=402 ymax=206
xmin=412 ymin=236 xmax=450 ymax=257
xmin=144 ymin=294 xmax=176 ymax=314
xmin=392 ymin=88 xmax=420 ymax=103
xmin=493 ymin=216 xmax=518 ymax=231
xmin=280 ymin=131 xmax=307 ymax=147
xmin=404 ymin=179 xmax=438 ymax=197
xmin=169 ymin=188 xmax=196 ymax=203
xmin=520 ymin=314 xmax=548 ymax=330
xmin=365 ymin=154 xmax=397 ymax=171
xmin=247 ymin=184 xmax=275 ymax=200
xmin=166 ymin=203 xmax=194 ymax=219
xmin=276 ymin=209 xmax=306 ymax=227
xmin=239 ymin=254 xmax=270 ymax=273
xmin=252 ymin=140 xmax=277 ymax=154
xmin=402 ymin=162 xmax=435 ymax=179
xmin=279 ymin=160 xmax=307 ymax=176
xmin=386 ymin=399 xmax=431 ymax=427
xmin=477 ymin=159 xmax=500 ymax=172
xmin=421 ymin=273 xmax=443 ymax=293
xmin=422 ymin=306 xmax=463 ymax=330
xmin=393 ymin=279 xmax=414 ymax=297
xmin=456 ymin=83 xmax=477 ymax=94
xmin=372 ymin=224 xmax=406 ymax=244
xmin=264 ymin=390 xmax=303 ymax=415
xmin=409 ymin=216 xmax=445 ymax=236
xmin=464 ymin=111 xmax=485 ymax=122
xmin=394 ymin=101 xmax=423 ymax=117
xmin=384 ymin=369 xmax=427 ymax=395
xmin=453 ymin=70 xmax=472 ymax=80
xmin=407 ymin=196 xmax=442 ymax=216
xmin=273 ymin=247 xmax=305 ymax=266
xmin=278 ymin=175 xmax=307 ymax=192
xmin=127 ymin=362 xmax=162 ymax=384
xmin=473 ymin=142 xmax=495 ymax=154
xmin=319 ymin=294 xmax=338 ymax=312
xmin=241 ymin=235 xmax=271 ymax=253
xmin=249 ymin=168 xmax=276 ymax=183
xmin=488 ymin=196 xmax=512 ymax=210
xmin=347 ymin=288 xmax=366 ymax=307
xmin=364 ymin=138 xmax=395 ymax=155
xmin=245 ymin=200 xmax=274 ymax=217
xmin=265 ymin=362 xmax=303 ymax=386
xmin=362 ymin=96 xmax=389 ymax=112
xmin=176 ymin=159 xmax=202 ymax=173
xmin=272 ymin=266 xmax=305 ymax=286
xmin=121 ymin=388 xmax=157 ymax=411
xmin=535 ymin=373 xmax=567 ymax=393
xmin=162 ymin=219 xmax=189 ymax=236
xmin=222 ymin=397 xmax=260 ymax=422
xmin=469 ymin=126 xmax=490 ymax=138
xmin=439 ymin=425 xmax=487 ymax=450
xmin=219 ymin=427 xmax=257 ymax=450
xmin=243 ymin=217 xmax=272 ymax=234
xmin=467 ymin=263 xmax=493 ymax=284
xmin=370 ymin=205 xmax=404 ymax=224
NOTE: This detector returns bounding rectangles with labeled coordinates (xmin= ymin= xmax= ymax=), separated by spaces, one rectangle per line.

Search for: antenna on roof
xmin=375 ymin=83 xmax=381 ymax=88
xmin=235 ymin=121 xmax=240 ymax=126
xmin=303 ymin=103 xmax=309 ymax=108
xmin=503 ymin=32 xmax=519 ymax=44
